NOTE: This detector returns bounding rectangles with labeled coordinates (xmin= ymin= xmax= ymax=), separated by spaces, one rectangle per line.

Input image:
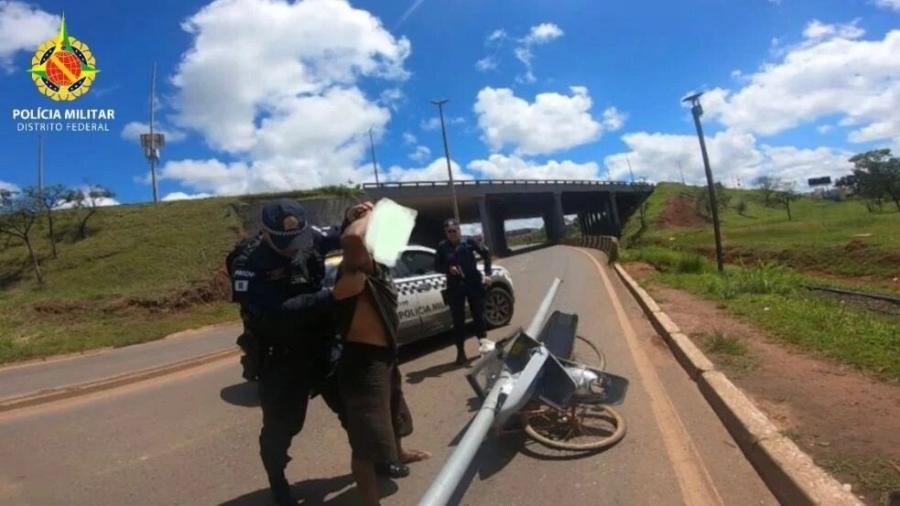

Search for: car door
xmin=390 ymin=258 xmax=425 ymax=344
xmin=398 ymin=250 xmax=452 ymax=337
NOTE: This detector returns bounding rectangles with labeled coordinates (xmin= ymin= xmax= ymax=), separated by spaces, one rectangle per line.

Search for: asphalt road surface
xmin=0 ymin=246 xmax=777 ymax=506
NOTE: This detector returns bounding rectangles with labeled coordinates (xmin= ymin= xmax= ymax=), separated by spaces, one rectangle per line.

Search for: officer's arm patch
xmin=234 ymin=280 xmax=250 ymax=292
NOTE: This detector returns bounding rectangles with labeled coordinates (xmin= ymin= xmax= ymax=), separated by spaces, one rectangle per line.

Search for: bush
xmin=628 ymin=247 xmax=711 ymax=274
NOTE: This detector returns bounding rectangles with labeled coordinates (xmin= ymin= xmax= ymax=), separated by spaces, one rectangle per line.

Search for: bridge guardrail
xmin=563 ymin=234 xmax=619 ymax=264
xmin=363 ymin=179 xmax=654 ymax=189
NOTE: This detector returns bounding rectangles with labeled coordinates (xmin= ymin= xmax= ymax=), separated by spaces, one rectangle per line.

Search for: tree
xmin=774 ymin=181 xmax=799 ymax=221
xmin=754 ymin=175 xmax=780 ymax=206
xmin=0 ymin=188 xmax=44 ymax=284
xmin=694 ymin=182 xmax=731 ymax=219
xmin=27 ymin=184 xmax=67 ymax=259
xmin=735 ymin=200 xmax=748 ymax=216
xmin=846 ymin=149 xmax=900 ymax=212
xmin=64 ymin=185 xmax=114 ymax=240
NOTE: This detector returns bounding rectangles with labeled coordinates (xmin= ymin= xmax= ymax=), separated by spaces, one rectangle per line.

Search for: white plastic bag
xmin=364 ymin=198 xmax=418 ymax=267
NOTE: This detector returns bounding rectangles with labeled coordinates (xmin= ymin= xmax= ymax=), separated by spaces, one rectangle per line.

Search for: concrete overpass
xmin=364 ymin=179 xmax=654 ymax=253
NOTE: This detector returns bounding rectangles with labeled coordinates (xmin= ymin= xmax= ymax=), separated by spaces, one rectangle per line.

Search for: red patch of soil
xmin=626 ymin=263 xmax=900 ymax=503
xmin=656 ymin=194 xmax=707 ymax=228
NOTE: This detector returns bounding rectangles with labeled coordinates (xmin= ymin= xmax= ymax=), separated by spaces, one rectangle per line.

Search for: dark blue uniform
xmin=435 ymin=237 xmax=492 ymax=356
xmin=229 ymin=225 xmax=342 ymax=502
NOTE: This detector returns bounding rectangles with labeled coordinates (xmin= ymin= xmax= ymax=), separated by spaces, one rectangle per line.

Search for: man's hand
xmin=333 ymin=269 xmax=366 ymax=300
xmin=483 ymin=276 xmax=493 ymax=287
xmin=345 ymin=201 xmax=374 ymax=223
xmin=449 ymin=265 xmax=462 ymax=277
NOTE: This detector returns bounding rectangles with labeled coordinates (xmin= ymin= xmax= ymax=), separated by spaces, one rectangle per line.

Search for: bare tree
xmin=754 ymin=175 xmax=780 ymax=206
xmin=27 ymin=184 xmax=67 ymax=259
xmin=0 ymin=188 xmax=44 ymax=284
xmin=65 ymin=185 xmax=114 ymax=240
xmin=774 ymin=180 xmax=799 ymax=221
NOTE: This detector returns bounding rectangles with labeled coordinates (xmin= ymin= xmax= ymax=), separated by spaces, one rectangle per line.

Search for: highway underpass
xmin=364 ymin=179 xmax=654 ymax=254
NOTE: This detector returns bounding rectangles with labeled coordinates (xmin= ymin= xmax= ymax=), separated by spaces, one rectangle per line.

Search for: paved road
xmin=0 ymin=324 xmax=240 ymax=401
xmin=0 ymin=246 xmax=776 ymax=505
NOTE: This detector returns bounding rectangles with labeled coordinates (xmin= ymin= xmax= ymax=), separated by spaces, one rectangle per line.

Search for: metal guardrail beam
xmin=362 ymin=179 xmax=655 ymax=189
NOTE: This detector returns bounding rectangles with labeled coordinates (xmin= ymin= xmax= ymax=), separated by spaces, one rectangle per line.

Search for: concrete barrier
xmin=612 ymin=262 xmax=862 ymax=506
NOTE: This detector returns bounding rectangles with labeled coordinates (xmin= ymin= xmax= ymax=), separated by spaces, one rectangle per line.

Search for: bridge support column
xmin=610 ymin=192 xmax=621 ymax=235
xmin=478 ymin=197 xmax=508 ymax=255
xmin=547 ymin=192 xmax=566 ymax=243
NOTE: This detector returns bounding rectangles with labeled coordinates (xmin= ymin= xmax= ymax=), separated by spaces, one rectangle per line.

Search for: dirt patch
xmin=125 ymin=271 xmax=232 ymax=312
xmin=656 ymin=194 xmax=707 ymax=228
xmin=626 ymin=263 xmax=900 ymax=504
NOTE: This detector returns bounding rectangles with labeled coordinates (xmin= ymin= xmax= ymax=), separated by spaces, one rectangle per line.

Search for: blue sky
xmin=1 ymin=0 xmax=898 ymax=205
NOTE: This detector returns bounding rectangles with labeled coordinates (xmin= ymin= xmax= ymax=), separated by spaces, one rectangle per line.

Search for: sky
xmin=1 ymin=0 xmax=899 ymax=209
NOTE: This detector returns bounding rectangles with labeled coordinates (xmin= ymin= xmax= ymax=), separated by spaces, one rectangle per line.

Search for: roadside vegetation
xmin=0 ymin=186 xmax=361 ymax=364
xmin=619 ymin=161 xmax=900 ymax=382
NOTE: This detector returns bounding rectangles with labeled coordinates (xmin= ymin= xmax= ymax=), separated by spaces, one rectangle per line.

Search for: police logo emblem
xmin=29 ymin=16 xmax=99 ymax=102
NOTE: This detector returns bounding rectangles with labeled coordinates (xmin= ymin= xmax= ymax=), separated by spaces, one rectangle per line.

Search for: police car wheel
xmin=484 ymin=286 xmax=513 ymax=328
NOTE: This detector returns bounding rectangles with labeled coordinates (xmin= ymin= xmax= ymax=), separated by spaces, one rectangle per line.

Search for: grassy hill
xmin=0 ymin=188 xmax=360 ymax=364
xmin=623 ymin=182 xmax=900 ymax=289
xmin=620 ymin=182 xmax=899 ymax=382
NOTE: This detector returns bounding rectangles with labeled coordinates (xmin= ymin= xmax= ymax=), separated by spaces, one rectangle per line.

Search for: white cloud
xmin=601 ymin=107 xmax=626 ymax=131
xmin=701 ymin=22 xmax=900 ymax=147
xmin=379 ymin=87 xmax=405 ymax=110
xmin=873 ymin=0 xmax=900 ymax=11
xmin=401 ymin=131 xmax=417 ymax=145
xmin=408 ymin=145 xmax=431 ymax=163
xmin=802 ymin=19 xmax=864 ymax=41
xmin=420 ymin=115 xmax=464 ymax=131
xmin=817 ymin=124 xmax=833 ymax=134
xmin=475 ymin=56 xmax=497 ymax=72
xmin=380 ymin=158 xmax=472 ymax=182
xmin=165 ymin=0 xmax=410 ymax=195
xmin=604 ymin=129 xmax=852 ymax=187
xmin=120 ymin=121 xmax=187 ymax=144
xmin=522 ymin=23 xmax=564 ymax=45
xmin=469 ymin=154 xmax=599 ymax=179
xmin=487 ymin=29 xmax=507 ymax=44
xmin=55 ymin=186 xmax=121 ymax=208
xmin=0 ymin=180 xmax=20 ymax=193
xmin=475 ymin=86 xmax=617 ymax=155
xmin=0 ymin=1 xmax=58 ymax=73
xmin=162 ymin=192 xmax=213 ymax=201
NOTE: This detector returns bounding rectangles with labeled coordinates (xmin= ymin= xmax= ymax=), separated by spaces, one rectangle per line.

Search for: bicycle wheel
xmin=524 ymin=403 xmax=626 ymax=452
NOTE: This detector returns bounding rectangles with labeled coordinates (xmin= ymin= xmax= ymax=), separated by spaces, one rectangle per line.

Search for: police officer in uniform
xmin=228 ymin=199 xmax=370 ymax=506
xmin=434 ymin=218 xmax=492 ymax=365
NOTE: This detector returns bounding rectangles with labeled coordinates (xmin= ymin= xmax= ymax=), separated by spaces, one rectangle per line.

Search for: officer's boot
xmin=260 ymin=436 xmax=296 ymax=505
xmin=455 ymin=343 xmax=467 ymax=366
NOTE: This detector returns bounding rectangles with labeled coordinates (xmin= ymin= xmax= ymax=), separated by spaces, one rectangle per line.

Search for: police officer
xmin=228 ymin=199 xmax=370 ymax=506
xmin=434 ymin=218 xmax=492 ymax=365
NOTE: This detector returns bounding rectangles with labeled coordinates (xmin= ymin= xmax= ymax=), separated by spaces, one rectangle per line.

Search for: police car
xmin=324 ymin=245 xmax=515 ymax=345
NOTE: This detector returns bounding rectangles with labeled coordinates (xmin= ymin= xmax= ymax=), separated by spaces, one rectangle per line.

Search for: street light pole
xmin=37 ymin=135 xmax=43 ymax=194
xmin=431 ymin=98 xmax=461 ymax=224
xmin=141 ymin=63 xmax=165 ymax=205
xmin=368 ymin=127 xmax=380 ymax=185
xmin=683 ymin=92 xmax=724 ymax=273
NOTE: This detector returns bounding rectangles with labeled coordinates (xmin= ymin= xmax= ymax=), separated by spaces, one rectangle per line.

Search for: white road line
xmin=575 ymin=248 xmax=724 ymax=506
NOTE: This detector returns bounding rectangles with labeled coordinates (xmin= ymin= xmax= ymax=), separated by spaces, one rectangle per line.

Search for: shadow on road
xmin=405 ymin=361 xmax=460 ymax=385
xmin=220 ymin=474 xmax=398 ymax=505
xmin=220 ymin=381 xmax=260 ymax=408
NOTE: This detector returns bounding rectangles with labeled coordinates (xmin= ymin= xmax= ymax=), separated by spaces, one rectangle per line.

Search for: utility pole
xmin=140 ymin=63 xmax=165 ymax=204
xmin=37 ymin=135 xmax=43 ymax=194
xmin=431 ymin=98 xmax=460 ymax=224
xmin=683 ymin=92 xmax=724 ymax=273
xmin=678 ymin=161 xmax=686 ymax=185
xmin=626 ymin=156 xmax=635 ymax=183
xmin=368 ymin=127 xmax=380 ymax=185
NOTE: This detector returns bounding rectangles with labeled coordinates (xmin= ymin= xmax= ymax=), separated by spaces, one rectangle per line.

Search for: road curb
xmin=0 ymin=347 xmax=239 ymax=413
xmin=612 ymin=262 xmax=862 ymax=506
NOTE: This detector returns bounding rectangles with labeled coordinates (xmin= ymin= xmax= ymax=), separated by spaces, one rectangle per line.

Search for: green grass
xmin=698 ymin=330 xmax=758 ymax=375
xmin=630 ymin=251 xmax=900 ymax=382
xmin=624 ymin=182 xmax=900 ymax=287
xmin=0 ymin=188 xmax=354 ymax=364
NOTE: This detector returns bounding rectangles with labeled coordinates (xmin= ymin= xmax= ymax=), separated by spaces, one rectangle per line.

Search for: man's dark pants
xmin=257 ymin=353 xmax=341 ymax=494
xmin=448 ymin=283 xmax=487 ymax=351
